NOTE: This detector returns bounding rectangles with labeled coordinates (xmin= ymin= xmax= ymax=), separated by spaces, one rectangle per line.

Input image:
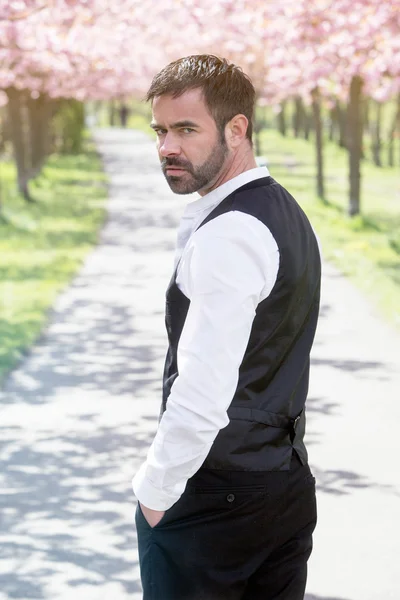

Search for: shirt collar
xmin=184 ymin=166 xmax=270 ymax=216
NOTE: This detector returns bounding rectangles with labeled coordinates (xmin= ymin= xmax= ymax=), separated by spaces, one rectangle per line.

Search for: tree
xmin=388 ymin=93 xmax=400 ymax=167
xmin=264 ymin=0 xmax=400 ymax=215
xmin=311 ymin=89 xmax=325 ymax=200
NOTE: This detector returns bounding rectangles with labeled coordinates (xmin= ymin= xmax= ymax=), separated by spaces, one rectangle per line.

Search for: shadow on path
xmin=0 ymin=415 xmax=156 ymax=598
xmin=310 ymin=463 xmax=400 ymax=497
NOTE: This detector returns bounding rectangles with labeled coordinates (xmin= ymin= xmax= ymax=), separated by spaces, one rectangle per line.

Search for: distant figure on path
xmin=132 ymin=54 xmax=321 ymax=600
xmin=120 ymin=103 xmax=130 ymax=127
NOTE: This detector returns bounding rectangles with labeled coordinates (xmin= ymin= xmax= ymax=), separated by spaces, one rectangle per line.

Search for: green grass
xmin=0 ymin=141 xmax=107 ymax=381
xmin=259 ymin=129 xmax=400 ymax=328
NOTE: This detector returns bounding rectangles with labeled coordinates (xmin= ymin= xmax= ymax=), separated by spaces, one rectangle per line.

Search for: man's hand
xmin=139 ymin=503 xmax=166 ymax=528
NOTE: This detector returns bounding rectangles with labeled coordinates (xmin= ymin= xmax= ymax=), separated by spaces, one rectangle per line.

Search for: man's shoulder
xmin=193 ymin=209 xmax=274 ymax=244
xmin=233 ymin=176 xmax=292 ymax=205
xmin=230 ymin=177 xmax=293 ymax=219
xmin=231 ymin=178 xmax=317 ymax=246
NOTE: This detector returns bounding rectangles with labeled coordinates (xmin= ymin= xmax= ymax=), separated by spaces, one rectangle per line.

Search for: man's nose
xmin=159 ymin=133 xmax=180 ymax=157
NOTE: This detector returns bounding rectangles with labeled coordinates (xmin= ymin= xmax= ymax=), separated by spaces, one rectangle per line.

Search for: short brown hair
xmin=146 ymin=54 xmax=255 ymax=143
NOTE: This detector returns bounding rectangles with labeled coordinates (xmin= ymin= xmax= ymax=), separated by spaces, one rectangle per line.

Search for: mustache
xmin=161 ymin=158 xmax=192 ymax=171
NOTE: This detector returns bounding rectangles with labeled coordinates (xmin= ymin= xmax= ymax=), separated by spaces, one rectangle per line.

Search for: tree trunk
xmin=52 ymin=99 xmax=84 ymax=154
xmin=363 ymin=97 xmax=370 ymax=133
xmin=338 ymin=103 xmax=347 ymax=148
xmin=372 ymin=101 xmax=383 ymax=167
xmin=254 ymin=127 xmax=262 ymax=156
xmin=66 ymin=100 xmax=84 ymax=153
xmin=311 ymin=88 xmax=325 ymax=200
xmin=0 ymin=109 xmax=11 ymax=153
xmin=27 ymin=93 xmax=52 ymax=178
xmin=304 ymin=108 xmax=312 ymax=140
xmin=6 ymin=87 xmax=34 ymax=201
xmin=109 ymin=100 xmax=116 ymax=127
xmin=329 ymin=105 xmax=336 ymax=142
xmin=253 ymin=107 xmax=266 ymax=156
xmin=388 ymin=93 xmax=400 ymax=168
xmin=347 ymin=76 xmax=364 ymax=216
xmin=277 ymin=101 xmax=287 ymax=136
xmin=293 ymin=96 xmax=305 ymax=138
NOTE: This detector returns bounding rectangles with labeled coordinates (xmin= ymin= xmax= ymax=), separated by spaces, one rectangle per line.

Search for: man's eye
xmin=155 ymin=129 xmax=166 ymax=136
xmin=182 ymin=128 xmax=194 ymax=134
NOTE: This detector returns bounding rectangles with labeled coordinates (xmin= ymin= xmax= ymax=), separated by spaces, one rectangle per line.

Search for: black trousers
xmin=135 ymin=452 xmax=317 ymax=600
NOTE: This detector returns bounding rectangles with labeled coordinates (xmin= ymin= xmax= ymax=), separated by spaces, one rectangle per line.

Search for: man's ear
xmin=225 ymin=114 xmax=249 ymax=149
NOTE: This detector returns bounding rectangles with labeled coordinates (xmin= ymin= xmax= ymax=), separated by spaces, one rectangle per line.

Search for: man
xmin=132 ymin=54 xmax=320 ymax=600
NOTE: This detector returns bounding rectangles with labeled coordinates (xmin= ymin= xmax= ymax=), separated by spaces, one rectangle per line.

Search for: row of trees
xmin=274 ymin=94 xmax=400 ymax=170
xmin=1 ymin=92 xmax=84 ymax=201
xmin=255 ymin=91 xmax=400 ymax=203
xmin=1 ymin=0 xmax=399 ymax=214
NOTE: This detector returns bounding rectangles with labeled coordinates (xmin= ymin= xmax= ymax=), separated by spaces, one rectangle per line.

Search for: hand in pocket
xmin=139 ymin=502 xmax=166 ymax=528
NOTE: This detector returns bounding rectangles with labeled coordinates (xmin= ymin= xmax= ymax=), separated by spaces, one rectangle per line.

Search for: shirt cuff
xmin=132 ymin=463 xmax=180 ymax=511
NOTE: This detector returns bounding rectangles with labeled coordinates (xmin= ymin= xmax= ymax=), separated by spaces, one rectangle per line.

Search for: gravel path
xmin=1 ymin=128 xmax=399 ymax=600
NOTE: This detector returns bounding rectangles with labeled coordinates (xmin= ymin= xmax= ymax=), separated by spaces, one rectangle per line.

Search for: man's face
xmin=151 ymin=88 xmax=229 ymax=195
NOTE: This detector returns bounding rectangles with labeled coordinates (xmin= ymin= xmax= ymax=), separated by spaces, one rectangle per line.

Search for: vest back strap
xmin=227 ymin=406 xmax=302 ymax=441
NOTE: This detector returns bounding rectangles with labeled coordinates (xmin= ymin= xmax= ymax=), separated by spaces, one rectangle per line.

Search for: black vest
xmin=161 ymin=177 xmax=321 ymax=472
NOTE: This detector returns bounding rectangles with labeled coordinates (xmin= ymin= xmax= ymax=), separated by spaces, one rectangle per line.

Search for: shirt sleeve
xmin=132 ymin=211 xmax=279 ymax=510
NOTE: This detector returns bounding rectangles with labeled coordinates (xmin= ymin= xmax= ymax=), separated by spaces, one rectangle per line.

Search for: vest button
xmin=226 ymin=493 xmax=235 ymax=503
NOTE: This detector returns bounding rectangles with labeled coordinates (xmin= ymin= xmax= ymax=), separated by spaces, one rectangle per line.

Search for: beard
xmin=161 ymin=139 xmax=228 ymax=195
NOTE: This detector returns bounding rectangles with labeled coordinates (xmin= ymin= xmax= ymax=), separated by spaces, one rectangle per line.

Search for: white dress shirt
xmin=132 ymin=167 xmax=280 ymax=510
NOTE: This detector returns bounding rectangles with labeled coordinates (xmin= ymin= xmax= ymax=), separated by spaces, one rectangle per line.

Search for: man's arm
xmin=132 ymin=212 xmax=279 ymax=515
